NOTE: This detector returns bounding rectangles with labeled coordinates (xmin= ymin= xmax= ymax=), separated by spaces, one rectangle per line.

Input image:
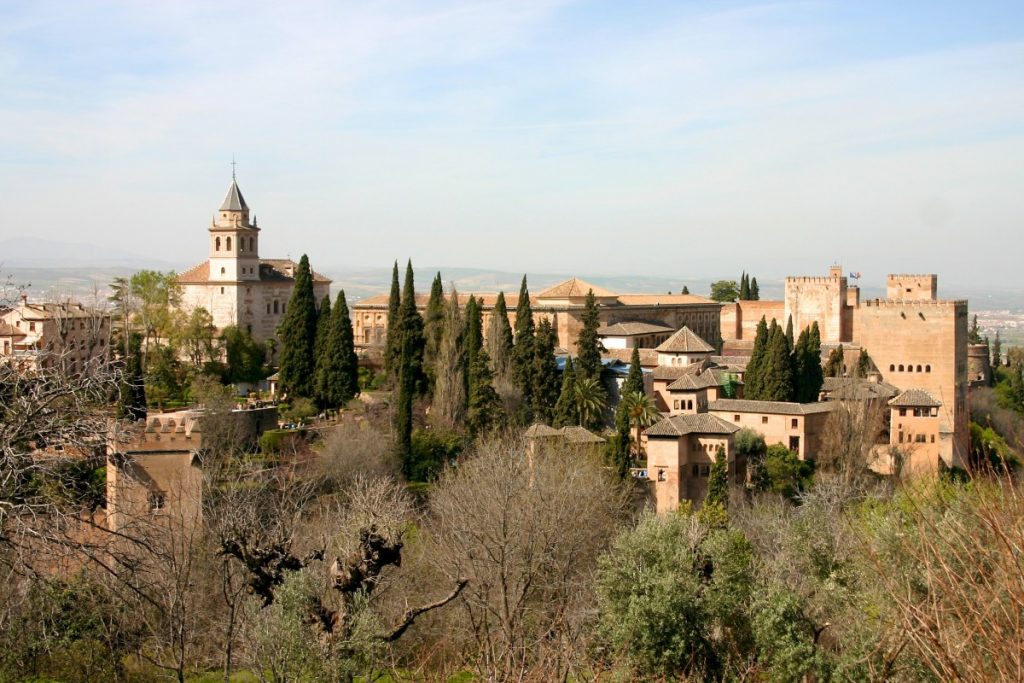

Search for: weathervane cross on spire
xmin=231 ymin=156 xmax=237 ymax=181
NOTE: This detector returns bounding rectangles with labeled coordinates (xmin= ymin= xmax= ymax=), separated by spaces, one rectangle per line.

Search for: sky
xmin=1 ymin=0 xmax=1022 ymax=288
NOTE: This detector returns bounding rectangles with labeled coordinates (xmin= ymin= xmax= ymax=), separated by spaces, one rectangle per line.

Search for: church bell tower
xmin=208 ymin=177 xmax=260 ymax=282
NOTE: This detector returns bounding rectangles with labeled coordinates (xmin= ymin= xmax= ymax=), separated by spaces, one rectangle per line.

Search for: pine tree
xmin=750 ymin=277 xmax=759 ymax=300
xmin=576 ymin=289 xmax=605 ymax=381
xmin=433 ymin=288 xmax=466 ymax=428
xmin=117 ymin=332 xmax=147 ymax=421
xmin=739 ymin=272 xmax=750 ymax=301
xmin=705 ymin=446 xmax=729 ymax=508
xmin=512 ymin=276 xmax=536 ymax=412
xmin=553 ymin=356 xmax=579 ymax=428
xmin=744 ymin=317 xmax=770 ymax=400
xmin=316 ymin=290 xmax=359 ymax=409
xmin=824 ymin=344 xmax=845 ymax=377
xmin=487 ymin=291 xmax=515 ymax=379
xmin=278 ymin=254 xmax=318 ymax=398
xmin=384 ymin=261 xmax=401 ymax=378
xmin=467 ymin=347 xmax=504 ymax=436
xmin=531 ymin=318 xmax=561 ymax=423
xmin=969 ymin=314 xmax=981 ymax=343
xmin=424 ymin=273 xmax=445 ymax=371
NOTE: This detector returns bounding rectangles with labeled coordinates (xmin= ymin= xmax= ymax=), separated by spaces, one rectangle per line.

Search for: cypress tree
xmin=792 ymin=327 xmax=810 ymax=403
xmin=761 ymin=320 xmax=795 ymax=402
xmin=785 ymin=315 xmax=794 ymax=351
xmin=576 ymin=289 xmax=605 ymax=381
xmin=278 ymin=254 xmax=318 ymax=398
xmin=467 ymin=347 xmax=503 ymax=436
xmin=117 ymin=331 xmax=147 ymax=421
xmin=824 ymin=345 xmax=845 ymax=378
xmin=802 ymin=322 xmax=824 ymax=402
xmin=705 ymin=445 xmax=729 ymax=508
xmin=739 ymin=272 xmax=750 ymax=301
xmin=993 ymin=331 xmax=1002 ymax=367
xmin=384 ymin=260 xmax=401 ymax=377
xmin=856 ymin=348 xmax=872 ymax=378
xmin=744 ymin=317 xmax=770 ymax=400
xmin=552 ymin=356 xmax=579 ymax=428
xmin=487 ymin=291 xmax=514 ymax=379
xmin=531 ymin=318 xmax=561 ymax=423
xmin=750 ymin=277 xmax=760 ymax=300
xmin=316 ymin=290 xmax=359 ymax=408
xmin=424 ymin=272 xmax=445 ymax=369
xmin=622 ymin=346 xmax=645 ymax=397
xmin=394 ymin=261 xmax=426 ymax=472
xmin=312 ymin=294 xmax=332 ymax=406
xmin=464 ymin=295 xmax=483 ymax=374
xmin=681 ymin=285 xmax=690 ymax=295
xmin=433 ymin=288 xmax=466 ymax=428
xmin=512 ymin=276 xmax=536 ymax=410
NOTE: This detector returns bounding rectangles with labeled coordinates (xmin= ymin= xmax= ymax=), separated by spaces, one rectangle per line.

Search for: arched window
xmin=898 ymin=364 xmax=904 ymax=372
xmin=215 ymin=236 xmax=221 ymax=251
xmin=266 ymin=303 xmax=271 ymax=314
xmin=249 ymin=237 xmax=254 ymax=251
xmin=889 ymin=364 xmax=895 ymax=372
xmin=916 ymin=365 xmax=922 ymax=372
xmin=226 ymin=236 xmax=232 ymax=251
xmin=925 ymin=364 xmax=931 ymax=373
xmin=220 ymin=267 xmax=225 ymax=274
xmin=273 ymin=301 xmax=279 ymax=314
xmin=907 ymin=365 xmax=914 ymax=373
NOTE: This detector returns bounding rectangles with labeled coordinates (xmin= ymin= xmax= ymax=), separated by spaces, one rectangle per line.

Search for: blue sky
xmin=1 ymin=0 xmax=1022 ymax=287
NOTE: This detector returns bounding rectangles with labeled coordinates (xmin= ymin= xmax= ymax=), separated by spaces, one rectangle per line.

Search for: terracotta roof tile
xmin=708 ymin=399 xmax=837 ymax=415
xmin=656 ymin=326 xmax=715 ymax=353
xmin=645 ymin=413 xmax=740 ymax=437
xmin=537 ymin=277 xmax=616 ymax=299
xmin=888 ymin=389 xmax=941 ymax=407
xmin=598 ymin=321 xmax=674 ymax=336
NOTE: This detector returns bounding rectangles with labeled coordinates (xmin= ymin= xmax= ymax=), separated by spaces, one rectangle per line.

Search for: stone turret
xmin=209 ymin=179 xmax=261 ymax=282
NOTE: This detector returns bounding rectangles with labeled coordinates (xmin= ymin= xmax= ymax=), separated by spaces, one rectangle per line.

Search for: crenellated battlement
xmin=785 ymin=276 xmax=846 ymax=285
xmin=887 ymin=274 xmax=937 ymax=280
xmin=862 ymin=299 xmax=966 ymax=309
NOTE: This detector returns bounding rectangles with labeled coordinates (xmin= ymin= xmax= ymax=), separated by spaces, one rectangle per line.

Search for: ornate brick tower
xmin=208 ymin=178 xmax=260 ymax=283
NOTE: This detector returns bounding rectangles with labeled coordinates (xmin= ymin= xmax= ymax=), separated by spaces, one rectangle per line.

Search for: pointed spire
xmin=219 ymin=179 xmax=248 ymax=212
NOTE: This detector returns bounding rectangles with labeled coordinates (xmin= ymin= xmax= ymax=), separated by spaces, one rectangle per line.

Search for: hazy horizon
xmin=2 ymin=1 xmax=1022 ymax=287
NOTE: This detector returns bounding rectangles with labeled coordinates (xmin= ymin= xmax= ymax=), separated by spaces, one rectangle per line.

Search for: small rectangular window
xmin=791 ymin=418 xmax=798 ymax=429
xmin=734 ymin=414 xmax=740 ymax=422
xmin=761 ymin=416 xmax=768 ymax=424
xmin=148 ymin=490 xmax=166 ymax=513
xmin=700 ymin=464 xmax=710 ymax=477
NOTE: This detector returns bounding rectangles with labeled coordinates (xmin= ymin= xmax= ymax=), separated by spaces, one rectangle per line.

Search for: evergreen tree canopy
xmin=467 ymin=347 xmax=504 ymax=436
xmin=709 ymin=280 xmax=740 ymax=303
xmin=749 ymin=277 xmax=759 ymax=300
xmin=433 ymin=288 xmax=467 ymax=428
xmin=464 ymin=295 xmax=483 ymax=371
xmin=705 ymin=446 xmax=729 ymax=508
xmin=739 ymin=272 xmax=750 ymax=301
xmin=759 ymin=321 xmax=795 ymax=402
xmin=681 ymin=285 xmax=690 ymax=295
xmin=316 ymin=290 xmax=359 ymax=408
xmin=792 ymin=322 xmax=824 ymax=403
xmin=531 ymin=318 xmax=561 ymax=424
xmin=394 ymin=261 xmax=426 ymax=472
xmin=622 ymin=346 xmax=645 ymax=397
xmin=487 ymin=291 xmax=514 ymax=379
xmin=223 ymin=325 xmax=267 ymax=384
xmin=553 ymin=356 xmax=580 ymax=428
xmin=312 ymin=294 xmax=332 ymax=396
xmin=785 ymin=315 xmax=794 ymax=351
xmin=512 ymin=276 xmax=536 ymax=410
xmin=969 ymin=314 xmax=981 ymax=343
xmin=576 ymin=289 xmax=605 ymax=381
xmin=384 ymin=260 xmax=401 ymax=377
xmin=424 ymin=272 xmax=446 ymax=370
xmin=824 ymin=345 xmax=845 ymax=378
xmin=117 ymin=331 xmax=147 ymax=421
xmin=744 ymin=317 xmax=770 ymax=400
xmin=278 ymin=254 xmax=318 ymax=398
xmin=856 ymin=348 xmax=873 ymax=378
xmin=993 ymin=331 xmax=1002 ymax=367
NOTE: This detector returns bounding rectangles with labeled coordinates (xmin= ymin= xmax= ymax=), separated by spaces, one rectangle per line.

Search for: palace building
xmin=178 ymin=179 xmax=331 ymax=348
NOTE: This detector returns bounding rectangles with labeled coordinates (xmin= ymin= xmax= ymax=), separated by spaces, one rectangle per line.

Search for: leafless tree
xmin=423 ymin=434 xmax=631 ymax=681
xmin=817 ymin=399 xmax=886 ymax=489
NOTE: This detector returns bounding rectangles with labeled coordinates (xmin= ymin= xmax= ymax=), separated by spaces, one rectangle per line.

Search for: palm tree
xmin=573 ymin=376 xmax=607 ymax=429
xmin=619 ymin=390 xmax=661 ymax=459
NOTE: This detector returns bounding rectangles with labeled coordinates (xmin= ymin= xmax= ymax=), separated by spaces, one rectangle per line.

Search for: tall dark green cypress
xmin=384 ymin=261 xmax=401 ymax=377
xmin=761 ymin=321 xmax=795 ymax=401
xmin=576 ymin=289 xmax=604 ymax=381
xmin=750 ymin=277 xmax=760 ymax=301
xmin=824 ymin=345 xmax=845 ymax=377
xmin=278 ymin=254 xmax=318 ymax=398
xmin=793 ymin=328 xmax=811 ymax=403
xmin=785 ymin=315 xmax=794 ymax=351
xmin=464 ymin=295 xmax=483 ymax=376
xmin=805 ymin=322 xmax=823 ymax=400
xmin=531 ymin=318 xmax=561 ymax=424
xmin=622 ymin=346 xmax=644 ymax=397
xmin=744 ymin=316 xmax=769 ymax=400
xmin=705 ymin=445 xmax=729 ymax=508
xmin=552 ymin=356 xmax=579 ymax=428
xmin=394 ymin=261 xmax=426 ymax=472
xmin=467 ymin=347 xmax=503 ymax=436
xmin=312 ymin=294 xmax=332 ymax=406
xmin=512 ymin=276 xmax=536 ymax=411
xmin=487 ymin=291 xmax=515 ymax=379
xmin=117 ymin=331 xmax=147 ymax=421
xmin=424 ymin=272 xmax=445 ymax=371
xmin=739 ymin=272 xmax=750 ymax=301
xmin=317 ymin=290 xmax=359 ymax=408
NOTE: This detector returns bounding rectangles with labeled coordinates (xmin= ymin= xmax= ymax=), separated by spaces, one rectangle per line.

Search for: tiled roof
xmin=524 ymin=424 xmax=605 ymax=443
xmin=645 ymin=413 xmax=740 ymax=437
xmin=524 ymin=423 xmax=561 ymax=438
xmin=652 ymin=362 xmax=709 ymax=381
xmin=356 ymin=291 xmax=529 ymax=309
xmin=0 ymin=322 xmax=25 ymax=337
xmin=220 ymin=180 xmax=248 ymax=211
xmin=656 ymin=326 xmax=715 ymax=353
xmin=667 ymin=371 xmax=722 ymax=391
xmin=616 ymin=293 xmax=717 ymax=306
xmin=598 ymin=321 xmax=674 ymax=336
xmin=708 ymin=399 xmax=837 ymax=415
xmin=821 ymin=377 xmax=900 ymax=401
xmin=178 ymin=259 xmax=331 ymax=284
xmin=537 ymin=277 xmax=616 ymax=299
xmin=888 ymin=389 xmax=941 ymax=408
xmin=604 ymin=347 xmax=659 ymax=366
xmin=711 ymin=355 xmax=750 ymax=367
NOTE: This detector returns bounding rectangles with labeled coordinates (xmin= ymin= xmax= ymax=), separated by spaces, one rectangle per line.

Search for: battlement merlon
xmin=785 ymin=276 xmax=848 ymax=285
xmin=861 ymin=299 xmax=967 ymax=309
